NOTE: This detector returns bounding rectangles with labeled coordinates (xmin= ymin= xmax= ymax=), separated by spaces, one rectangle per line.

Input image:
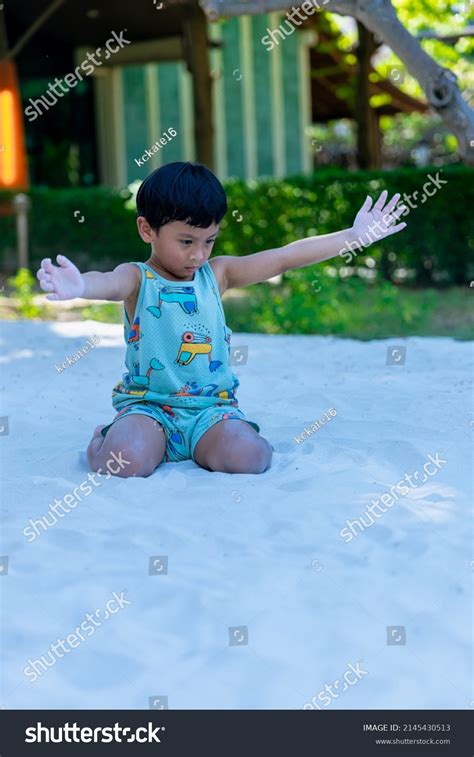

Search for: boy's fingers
xmin=360 ymin=195 xmax=373 ymax=213
xmin=393 ymin=204 xmax=408 ymax=219
xmin=57 ymin=254 xmax=71 ymax=267
xmin=389 ymin=205 xmax=408 ymax=223
xmin=40 ymin=257 xmax=53 ymax=272
xmin=386 ymin=222 xmax=407 ymax=236
xmin=46 ymin=293 xmax=59 ymax=301
xmin=373 ymin=189 xmax=388 ymax=212
xmin=383 ymin=206 xmax=407 ymax=226
xmin=383 ymin=193 xmax=401 ymax=215
xmin=39 ymin=279 xmax=54 ymax=292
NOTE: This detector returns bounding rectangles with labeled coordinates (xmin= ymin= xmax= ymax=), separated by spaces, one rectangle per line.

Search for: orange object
xmin=0 ymin=58 xmax=29 ymax=189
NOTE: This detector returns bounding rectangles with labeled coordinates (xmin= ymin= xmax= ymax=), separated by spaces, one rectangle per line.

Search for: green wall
xmin=116 ymin=14 xmax=309 ymax=184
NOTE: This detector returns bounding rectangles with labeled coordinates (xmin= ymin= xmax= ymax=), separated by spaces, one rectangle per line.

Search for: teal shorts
xmin=100 ymin=402 xmax=260 ymax=464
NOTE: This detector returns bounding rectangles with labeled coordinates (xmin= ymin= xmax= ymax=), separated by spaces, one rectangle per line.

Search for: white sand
xmin=0 ymin=320 xmax=472 ymax=710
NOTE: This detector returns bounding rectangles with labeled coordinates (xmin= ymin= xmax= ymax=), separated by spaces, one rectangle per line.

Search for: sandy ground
xmin=0 ymin=320 xmax=472 ymax=710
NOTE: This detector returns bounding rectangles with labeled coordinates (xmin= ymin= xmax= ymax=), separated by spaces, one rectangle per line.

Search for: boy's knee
xmin=90 ymin=446 xmax=158 ymax=478
xmin=219 ymin=438 xmax=272 ymax=474
xmin=246 ymin=441 xmax=272 ymax=473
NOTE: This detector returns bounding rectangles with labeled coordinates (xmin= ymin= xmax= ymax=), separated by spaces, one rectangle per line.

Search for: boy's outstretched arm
xmin=214 ymin=190 xmax=407 ymax=291
xmin=37 ymin=255 xmax=140 ymax=302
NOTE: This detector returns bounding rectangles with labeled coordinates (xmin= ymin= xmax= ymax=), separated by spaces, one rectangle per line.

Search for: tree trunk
xmin=201 ymin=0 xmax=474 ymax=165
xmin=355 ymin=21 xmax=381 ymax=170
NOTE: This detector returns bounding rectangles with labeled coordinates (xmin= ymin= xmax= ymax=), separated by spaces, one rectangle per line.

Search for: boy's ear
xmin=136 ymin=216 xmax=155 ymax=243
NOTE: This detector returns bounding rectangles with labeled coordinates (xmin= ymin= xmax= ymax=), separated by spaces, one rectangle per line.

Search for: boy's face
xmin=137 ymin=218 xmax=220 ymax=280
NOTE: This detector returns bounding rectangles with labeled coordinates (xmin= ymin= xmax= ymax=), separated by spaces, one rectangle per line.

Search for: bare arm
xmin=81 ymin=265 xmax=140 ymax=301
xmin=37 ymin=255 xmax=140 ymax=302
xmin=215 ymin=190 xmax=407 ymax=291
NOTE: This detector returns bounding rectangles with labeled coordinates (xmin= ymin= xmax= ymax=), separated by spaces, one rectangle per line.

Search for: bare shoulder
xmin=208 ymin=256 xmax=228 ymax=296
xmin=114 ymin=262 xmax=142 ymax=284
xmin=114 ymin=262 xmax=140 ymax=292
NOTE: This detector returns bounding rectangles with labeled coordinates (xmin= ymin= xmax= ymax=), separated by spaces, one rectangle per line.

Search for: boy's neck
xmin=145 ymin=256 xmax=196 ymax=283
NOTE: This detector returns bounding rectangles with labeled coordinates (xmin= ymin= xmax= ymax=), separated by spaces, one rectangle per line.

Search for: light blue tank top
xmin=112 ymin=261 xmax=240 ymax=411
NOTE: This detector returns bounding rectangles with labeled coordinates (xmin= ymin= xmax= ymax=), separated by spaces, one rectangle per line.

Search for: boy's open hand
xmin=352 ymin=190 xmax=407 ymax=243
xmin=37 ymin=254 xmax=85 ymax=301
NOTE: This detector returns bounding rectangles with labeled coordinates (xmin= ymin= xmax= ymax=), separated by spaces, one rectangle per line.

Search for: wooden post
xmin=182 ymin=2 xmax=214 ymax=169
xmin=355 ymin=21 xmax=381 ymax=170
xmin=13 ymin=194 xmax=30 ymax=269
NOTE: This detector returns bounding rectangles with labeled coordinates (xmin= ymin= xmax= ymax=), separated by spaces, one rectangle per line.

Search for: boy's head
xmin=136 ymin=162 xmax=227 ymax=280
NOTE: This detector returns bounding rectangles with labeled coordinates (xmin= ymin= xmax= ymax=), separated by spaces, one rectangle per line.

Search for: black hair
xmin=136 ymin=162 xmax=227 ymax=230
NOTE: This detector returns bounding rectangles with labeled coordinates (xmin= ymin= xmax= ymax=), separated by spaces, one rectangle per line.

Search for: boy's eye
xmin=180 ymin=238 xmax=215 ymax=246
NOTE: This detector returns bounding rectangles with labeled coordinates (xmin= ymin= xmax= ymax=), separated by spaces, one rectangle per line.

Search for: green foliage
xmin=327 ymin=0 xmax=474 ymax=101
xmin=0 ymin=165 xmax=472 ymax=287
xmin=220 ymin=165 xmax=474 ymax=285
xmin=323 ymin=0 xmax=474 ymax=160
xmin=379 ymin=112 xmax=457 ymax=164
xmin=80 ymin=302 xmax=122 ymax=323
xmin=7 ymin=268 xmax=43 ymax=318
xmin=227 ymin=271 xmax=413 ymax=335
xmin=0 ymin=186 xmax=140 ymax=274
xmin=223 ymin=278 xmax=474 ymax=339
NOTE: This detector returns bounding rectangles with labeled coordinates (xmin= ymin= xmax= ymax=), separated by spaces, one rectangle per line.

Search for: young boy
xmin=37 ymin=162 xmax=406 ymax=478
